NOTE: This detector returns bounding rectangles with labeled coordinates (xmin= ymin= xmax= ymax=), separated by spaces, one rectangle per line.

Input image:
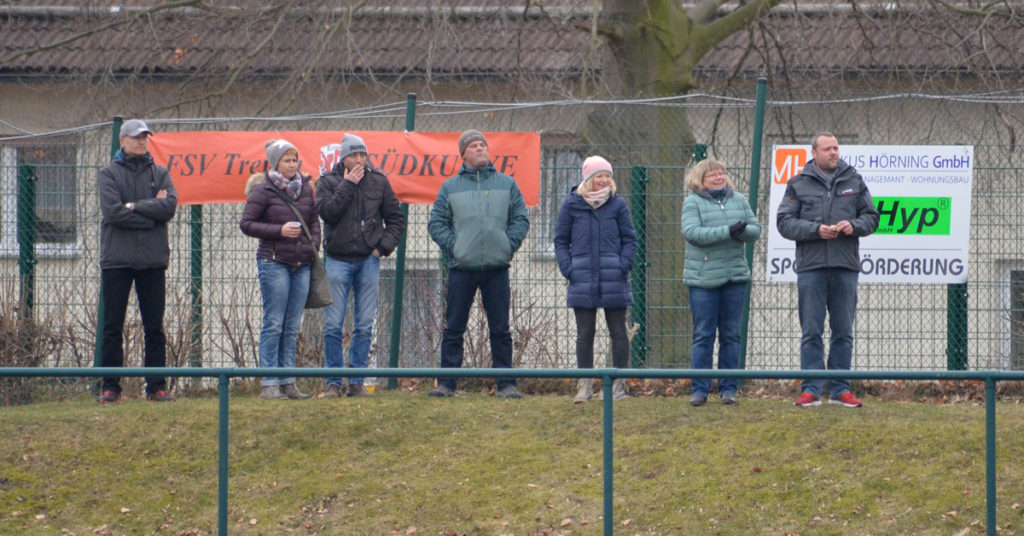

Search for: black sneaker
xmin=97 ymin=390 xmax=121 ymax=404
xmin=146 ymin=390 xmax=176 ymax=402
xmin=496 ymin=385 xmax=522 ymax=399
xmin=428 ymin=385 xmax=454 ymax=397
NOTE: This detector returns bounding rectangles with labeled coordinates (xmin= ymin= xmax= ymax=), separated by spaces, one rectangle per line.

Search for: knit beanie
xmin=338 ymin=133 xmax=368 ymax=162
xmin=581 ymin=155 xmax=613 ymax=184
xmin=265 ymin=139 xmax=298 ymax=172
xmin=458 ymin=129 xmax=488 ymax=156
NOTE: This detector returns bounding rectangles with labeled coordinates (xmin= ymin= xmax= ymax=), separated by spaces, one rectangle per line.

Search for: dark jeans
xmin=439 ymin=268 xmax=514 ymax=390
xmin=797 ymin=268 xmax=859 ymax=397
xmin=573 ymin=307 xmax=629 ymax=369
xmin=99 ymin=267 xmax=168 ymax=394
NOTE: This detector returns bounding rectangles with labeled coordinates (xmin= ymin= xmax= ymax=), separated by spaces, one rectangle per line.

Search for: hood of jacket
xmin=244 ymin=173 xmax=265 ymax=197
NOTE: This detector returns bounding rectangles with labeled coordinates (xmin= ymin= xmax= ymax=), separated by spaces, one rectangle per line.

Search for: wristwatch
xmin=126 ymin=202 xmax=135 ymax=211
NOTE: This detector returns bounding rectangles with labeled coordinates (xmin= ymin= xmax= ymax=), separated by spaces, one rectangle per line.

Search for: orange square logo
xmin=773 ymin=148 xmax=807 ymax=185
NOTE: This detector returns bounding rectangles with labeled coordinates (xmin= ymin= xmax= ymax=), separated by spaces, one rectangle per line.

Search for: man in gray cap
xmin=316 ymin=133 xmax=405 ymax=397
xmin=96 ymin=119 xmax=178 ymax=403
xmin=427 ymin=129 xmax=530 ymax=398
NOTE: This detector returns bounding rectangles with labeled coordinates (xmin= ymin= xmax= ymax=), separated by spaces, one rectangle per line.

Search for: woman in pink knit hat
xmin=553 ymin=155 xmax=637 ymax=403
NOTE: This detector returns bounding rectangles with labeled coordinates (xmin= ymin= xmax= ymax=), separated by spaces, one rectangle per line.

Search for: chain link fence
xmin=3 ymin=91 xmax=1023 ymax=400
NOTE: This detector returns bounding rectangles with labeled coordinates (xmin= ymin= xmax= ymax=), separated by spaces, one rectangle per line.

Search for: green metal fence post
xmin=947 ymin=283 xmax=968 ymax=370
xmin=629 ymin=166 xmax=648 ymax=367
xmin=739 ymin=77 xmax=767 ymax=372
xmin=190 ymin=205 xmax=203 ymax=369
xmin=388 ymin=93 xmax=415 ymax=389
xmin=602 ymin=373 xmax=614 ymax=536
xmin=218 ymin=373 xmax=229 ymax=536
xmin=16 ymin=164 xmax=38 ymax=320
xmin=985 ymin=377 xmax=996 ymax=536
xmin=93 ymin=117 xmax=123 ymax=377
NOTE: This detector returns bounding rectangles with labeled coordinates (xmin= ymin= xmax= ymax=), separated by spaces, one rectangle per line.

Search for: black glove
xmin=728 ymin=221 xmax=747 ymax=238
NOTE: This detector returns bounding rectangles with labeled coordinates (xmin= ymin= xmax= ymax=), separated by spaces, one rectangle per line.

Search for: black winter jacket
xmin=776 ymin=159 xmax=879 ymax=273
xmin=315 ymin=164 xmax=405 ymax=262
xmin=98 ymin=150 xmax=178 ymax=270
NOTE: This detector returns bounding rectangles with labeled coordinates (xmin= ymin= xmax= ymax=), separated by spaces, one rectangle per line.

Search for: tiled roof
xmin=697 ymin=4 xmax=1023 ymax=78
xmin=0 ymin=1 xmax=598 ymax=79
xmin=1 ymin=1 xmax=1019 ymax=81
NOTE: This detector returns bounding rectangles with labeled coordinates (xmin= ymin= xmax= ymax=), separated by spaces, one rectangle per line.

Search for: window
xmin=531 ymin=148 xmax=581 ymax=258
xmin=0 ymin=145 xmax=80 ymax=257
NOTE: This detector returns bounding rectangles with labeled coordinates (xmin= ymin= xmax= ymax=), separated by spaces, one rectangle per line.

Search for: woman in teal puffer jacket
xmin=681 ymin=158 xmax=761 ymax=407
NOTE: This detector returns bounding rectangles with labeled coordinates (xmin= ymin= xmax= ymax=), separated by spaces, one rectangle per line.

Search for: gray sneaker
xmin=322 ymin=384 xmax=345 ymax=398
xmin=721 ymin=391 xmax=737 ymax=405
xmin=690 ymin=393 xmax=707 ymax=407
xmin=496 ymin=385 xmax=523 ymax=399
xmin=260 ymin=385 xmax=286 ymax=400
xmin=428 ymin=384 xmax=455 ymax=397
xmin=282 ymin=383 xmax=311 ymax=400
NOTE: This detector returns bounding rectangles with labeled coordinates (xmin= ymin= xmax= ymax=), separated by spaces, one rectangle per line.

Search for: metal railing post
xmin=16 ymin=164 xmax=37 ymax=319
xmin=739 ymin=77 xmax=767 ymax=372
xmin=602 ymin=373 xmax=615 ymax=536
xmin=218 ymin=373 xmax=229 ymax=536
xmin=947 ymin=283 xmax=968 ymax=370
xmin=985 ymin=377 xmax=996 ymax=536
xmin=629 ymin=166 xmax=648 ymax=367
xmin=92 ymin=117 xmax=123 ymax=392
xmin=190 ymin=205 xmax=203 ymax=368
xmin=388 ymin=93 xmax=416 ymax=389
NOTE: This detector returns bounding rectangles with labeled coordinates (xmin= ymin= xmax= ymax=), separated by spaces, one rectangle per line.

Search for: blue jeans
xmin=689 ymin=281 xmax=747 ymax=396
xmin=323 ymin=254 xmax=380 ymax=386
xmin=438 ymin=268 xmax=514 ymax=391
xmin=797 ymin=268 xmax=859 ymax=397
xmin=257 ymin=259 xmax=310 ymax=387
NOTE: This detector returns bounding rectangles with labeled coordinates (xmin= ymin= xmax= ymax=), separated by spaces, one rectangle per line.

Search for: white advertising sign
xmin=767 ymin=145 xmax=973 ymax=284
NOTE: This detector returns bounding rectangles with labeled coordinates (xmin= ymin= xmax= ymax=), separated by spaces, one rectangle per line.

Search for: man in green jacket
xmin=427 ymin=130 xmax=530 ymax=398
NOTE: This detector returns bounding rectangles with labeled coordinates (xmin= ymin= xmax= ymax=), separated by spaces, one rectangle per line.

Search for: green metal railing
xmin=0 ymin=367 xmax=1019 ymax=536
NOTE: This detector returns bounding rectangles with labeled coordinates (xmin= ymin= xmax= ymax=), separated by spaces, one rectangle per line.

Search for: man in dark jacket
xmin=316 ymin=134 xmax=405 ymax=397
xmin=777 ymin=132 xmax=879 ymax=408
xmin=427 ymin=130 xmax=531 ymax=398
xmin=96 ymin=119 xmax=178 ymax=403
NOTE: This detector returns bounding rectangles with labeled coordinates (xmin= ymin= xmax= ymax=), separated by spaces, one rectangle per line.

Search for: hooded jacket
xmin=315 ymin=163 xmax=405 ymax=262
xmin=428 ymin=162 xmax=530 ymax=271
xmin=681 ymin=186 xmax=761 ymax=289
xmin=98 ymin=150 xmax=178 ymax=270
xmin=553 ymin=188 xmax=636 ymax=309
xmin=239 ymin=172 xmax=321 ymax=267
xmin=776 ymin=158 xmax=879 ymax=273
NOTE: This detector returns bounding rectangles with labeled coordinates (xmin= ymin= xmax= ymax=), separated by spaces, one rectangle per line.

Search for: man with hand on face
xmin=427 ymin=130 xmax=531 ymax=399
xmin=316 ymin=133 xmax=405 ymax=398
xmin=777 ymin=132 xmax=879 ymax=408
xmin=96 ymin=119 xmax=178 ymax=403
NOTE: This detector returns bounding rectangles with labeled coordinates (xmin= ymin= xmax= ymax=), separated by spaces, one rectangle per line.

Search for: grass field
xmin=1 ymin=385 xmax=1023 ymax=535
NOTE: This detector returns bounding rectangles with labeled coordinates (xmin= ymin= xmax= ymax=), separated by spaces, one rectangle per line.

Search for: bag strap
xmin=269 ymin=185 xmax=316 ymax=244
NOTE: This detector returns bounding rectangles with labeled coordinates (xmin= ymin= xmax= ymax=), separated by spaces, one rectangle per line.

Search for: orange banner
xmin=148 ymin=131 xmax=540 ymax=206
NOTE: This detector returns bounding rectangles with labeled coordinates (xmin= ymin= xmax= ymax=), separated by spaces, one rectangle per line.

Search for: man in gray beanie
xmin=316 ymin=133 xmax=405 ymax=397
xmin=427 ymin=129 xmax=530 ymax=398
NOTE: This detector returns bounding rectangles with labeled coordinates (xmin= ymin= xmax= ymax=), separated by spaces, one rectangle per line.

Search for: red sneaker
xmin=146 ymin=390 xmax=176 ymax=402
xmin=793 ymin=392 xmax=821 ymax=407
xmin=96 ymin=390 xmax=121 ymax=403
xmin=829 ymin=392 xmax=863 ymax=408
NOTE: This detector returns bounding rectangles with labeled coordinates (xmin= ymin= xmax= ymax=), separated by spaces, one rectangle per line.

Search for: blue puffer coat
xmin=553 ymin=189 xmax=637 ymax=309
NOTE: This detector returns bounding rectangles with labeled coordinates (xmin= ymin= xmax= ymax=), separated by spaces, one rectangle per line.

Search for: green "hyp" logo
xmin=874 ymin=197 xmax=951 ymax=235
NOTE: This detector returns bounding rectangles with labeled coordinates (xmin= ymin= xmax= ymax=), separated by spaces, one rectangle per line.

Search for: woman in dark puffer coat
xmin=554 ymin=155 xmax=637 ymax=403
xmin=240 ymin=139 xmax=321 ymax=400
